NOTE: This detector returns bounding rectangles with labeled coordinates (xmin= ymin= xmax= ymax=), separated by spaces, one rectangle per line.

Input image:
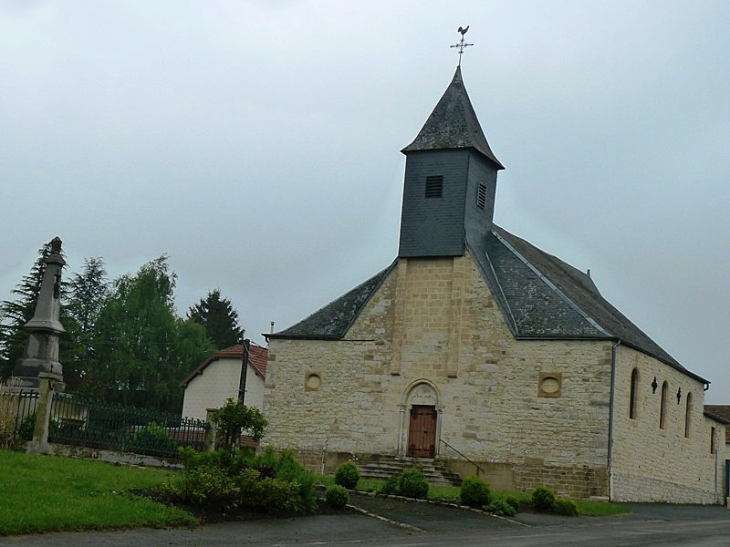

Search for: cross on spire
xmin=450 ymin=26 xmax=473 ymax=66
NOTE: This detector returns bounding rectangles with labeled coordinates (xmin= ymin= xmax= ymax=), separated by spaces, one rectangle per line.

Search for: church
xmin=262 ymin=64 xmax=727 ymax=503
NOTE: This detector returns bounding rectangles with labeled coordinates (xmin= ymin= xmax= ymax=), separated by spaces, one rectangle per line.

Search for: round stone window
xmin=538 ymin=372 xmax=562 ymax=398
xmin=540 ymin=376 xmax=560 ymax=394
xmin=305 ymin=373 xmax=321 ymax=391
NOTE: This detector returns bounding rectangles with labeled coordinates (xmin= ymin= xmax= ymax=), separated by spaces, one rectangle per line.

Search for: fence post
xmin=31 ymin=373 xmax=56 ymax=454
xmin=205 ymin=408 xmax=217 ymax=452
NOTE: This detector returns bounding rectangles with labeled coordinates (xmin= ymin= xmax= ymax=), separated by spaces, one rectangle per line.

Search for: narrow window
xmin=659 ymin=381 xmax=668 ymax=429
xmin=425 ymin=176 xmax=443 ymax=198
xmin=711 ymin=427 xmax=716 ymax=454
xmin=629 ymin=368 xmax=639 ymax=419
xmin=684 ymin=392 xmax=692 ymax=438
xmin=477 ymin=183 xmax=487 ymax=209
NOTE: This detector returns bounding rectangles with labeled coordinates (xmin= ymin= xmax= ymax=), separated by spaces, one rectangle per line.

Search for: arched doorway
xmin=404 ymin=382 xmax=439 ymax=458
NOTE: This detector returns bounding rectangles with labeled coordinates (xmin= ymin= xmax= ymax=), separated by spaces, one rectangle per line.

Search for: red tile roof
xmin=180 ymin=343 xmax=267 ymax=388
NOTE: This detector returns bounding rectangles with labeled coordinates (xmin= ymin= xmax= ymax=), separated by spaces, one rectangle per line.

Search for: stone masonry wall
xmin=265 ymin=253 xmax=617 ymax=497
xmin=611 ymin=347 xmax=725 ymax=503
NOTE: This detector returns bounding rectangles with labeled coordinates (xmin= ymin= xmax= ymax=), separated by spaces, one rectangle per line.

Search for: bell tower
xmin=398 ymin=66 xmax=504 ymax=258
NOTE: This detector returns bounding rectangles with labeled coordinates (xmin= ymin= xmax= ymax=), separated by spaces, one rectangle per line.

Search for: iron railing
xmin=49 ymin=393 xmax=207 ymax=459
xmin=440 ymin=438 xmax=486 ymax=477
xmin=10 ymin=389 xmax=38 ymax=440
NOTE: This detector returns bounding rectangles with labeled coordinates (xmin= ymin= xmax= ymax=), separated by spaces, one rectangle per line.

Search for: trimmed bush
xmin=552 ymin=497 xmax=579 ymax=516
xmin=532 ymin=485 xmax=556 ymax=512
xmin=378 ymin=475 xmax=399 ymax=496
xmin=459 ymin=475 xmax=492 ymax=508
xmin=334 ymin=461 xmax=361 ymax=489
xmin=398 ymin=467 xmax=429 ymax=499
xmin=376 ymin=466 xmax=429 ymax=499
xmin=485 ymin=498 xmax=517 ymax=517
xmin=504 ymin=495 xmax=519 ymax=511
xmin=325 ymin=484 xmax=350 ymax=508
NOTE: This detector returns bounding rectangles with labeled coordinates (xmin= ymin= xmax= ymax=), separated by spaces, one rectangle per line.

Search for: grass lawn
xmin=0 ymin=450 xmax=197 ymax=536
xmin=316 ymin=474 xmax=630 ymax=517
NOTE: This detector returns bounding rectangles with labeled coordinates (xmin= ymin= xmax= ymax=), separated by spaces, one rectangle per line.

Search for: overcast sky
xmin=2 ymin=1 xmax=728 ymax=402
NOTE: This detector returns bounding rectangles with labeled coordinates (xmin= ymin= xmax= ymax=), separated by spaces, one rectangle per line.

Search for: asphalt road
xmin=3 ymin=497 xmax=730 ymax=547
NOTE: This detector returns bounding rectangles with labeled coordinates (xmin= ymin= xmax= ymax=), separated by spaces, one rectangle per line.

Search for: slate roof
xmin=268 ymin=226 xmax=708 ymax=384
xmin=180 ymin=343 xmax=268 ymax=388
xmin=401 ymin=66 xmax=504 ymax=170
xmin=268 ymin=263 xmax=395 ymax=340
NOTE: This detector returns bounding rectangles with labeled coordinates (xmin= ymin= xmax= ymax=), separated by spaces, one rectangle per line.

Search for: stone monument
xmin=12 ymin=237 xmax=66 ymax=389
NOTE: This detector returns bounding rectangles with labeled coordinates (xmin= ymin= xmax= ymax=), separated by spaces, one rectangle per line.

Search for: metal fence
xmin=6 ymin=389 xmax=39 ymax=440
xmin=48 ymin=393 xmax=208 ymax=459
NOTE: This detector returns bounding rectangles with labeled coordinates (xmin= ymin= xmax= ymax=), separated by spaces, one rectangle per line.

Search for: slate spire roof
xmin=402 ymin=66 xmax=504 ymax=170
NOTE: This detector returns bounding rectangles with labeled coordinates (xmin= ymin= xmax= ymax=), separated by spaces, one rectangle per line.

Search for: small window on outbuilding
xmin=477 ymin=183 xmax=487 ymax=209
xmin=629 ymin=368 xmax=639 ymax=420
xmin=684 ymin=392 xmax=692 ymax=438
xmin=711 ymin=427 xmax=716 ymax=454
xmin=425 ymin=176 xmax=443 ymax=198
xmin=659 ymin=381 xmax=668 ymax=429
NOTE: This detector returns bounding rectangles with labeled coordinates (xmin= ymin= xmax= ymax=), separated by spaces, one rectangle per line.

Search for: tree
xmin=188 ymin=289 xmax=243 ymax=350
xmin=64 ymin=257 xmax=109 ymax=392
xmin=91 ymin=256 xmax=213 ymax=412
xmin=213 ymin=398 xmax=268 ymax=448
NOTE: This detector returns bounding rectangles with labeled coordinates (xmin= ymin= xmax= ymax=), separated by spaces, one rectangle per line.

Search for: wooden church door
xmin=408 ymin=405 xmax=437 ymax=458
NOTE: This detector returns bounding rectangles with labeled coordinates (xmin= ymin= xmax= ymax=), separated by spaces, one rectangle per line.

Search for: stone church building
xmin=263 ymin=66 xmax=727 ymax=503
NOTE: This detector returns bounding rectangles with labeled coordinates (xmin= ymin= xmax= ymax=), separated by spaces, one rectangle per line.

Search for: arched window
xmin=684 ymin=392 xmax=692 ymax=438
xmin=659 ymin=381 xmax=668 ymax=429
xmin=629 ymin=368 xmax=639 ymax=419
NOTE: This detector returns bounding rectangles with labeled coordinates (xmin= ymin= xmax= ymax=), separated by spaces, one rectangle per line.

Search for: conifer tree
xmin=188 ymin=289 xmax=243 ymax=350
xmin=64 ymin=257 xmax=109 ymax=391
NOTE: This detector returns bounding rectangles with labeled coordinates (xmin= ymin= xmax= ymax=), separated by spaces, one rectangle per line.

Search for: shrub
xmin=485 ymin=498 xmax=517 ymax=517
xmin=334 ymin=461 xmax=360 ymax=489
xmin=163 ymin=464 xmax=242 ymax=511
xmin=459 ymin=475 xmax=491 ymax=508
xmin=131 ymin=422 xmax=178 ymax=457
xmin=504 ymin=495 xmax=519 ymax=511
xmin=552 ymin=497 xmax=579 ymax=516
xmin=325 ymin=484 xmax=350 ymax=508
xmin=239 ymin=471 xmax=305 ymax=514
xmin=253 ymin=445 xmax=279 ymax=479
xmin=532 ymin=485 xmax=556 ymax=512
xmin=0 ymin=388 xmax=20 ymax=449
xmin=275 ymin=450 xmax=317 ymax=513
xmin=213 ymin=398 xmax=268 ymax=448
xmin=398 ymin=467 xmax=429 ymax=499
xmin=378 ymin=475 xmax=399 ymax=496
xmin=16 ymin=413 xmax=36 ymax=442
xmin=165 ymin=446 xmax=317 ymax=514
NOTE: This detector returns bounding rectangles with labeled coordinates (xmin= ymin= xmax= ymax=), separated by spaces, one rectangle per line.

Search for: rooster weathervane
xmin=451 ymin=26 xmax=473 ymax=66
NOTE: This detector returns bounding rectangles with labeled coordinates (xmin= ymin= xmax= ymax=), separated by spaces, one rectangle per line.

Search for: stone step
xmin=357 ymin=456 xmax=462 ymax=487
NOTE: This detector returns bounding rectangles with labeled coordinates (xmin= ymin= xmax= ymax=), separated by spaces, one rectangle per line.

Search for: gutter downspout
xmin=607 ymin=340 xmax=621 ymax=501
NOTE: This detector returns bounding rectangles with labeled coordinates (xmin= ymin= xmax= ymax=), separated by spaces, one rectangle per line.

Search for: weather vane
xmin=451 ymin=26 xmax=472 ymax=66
